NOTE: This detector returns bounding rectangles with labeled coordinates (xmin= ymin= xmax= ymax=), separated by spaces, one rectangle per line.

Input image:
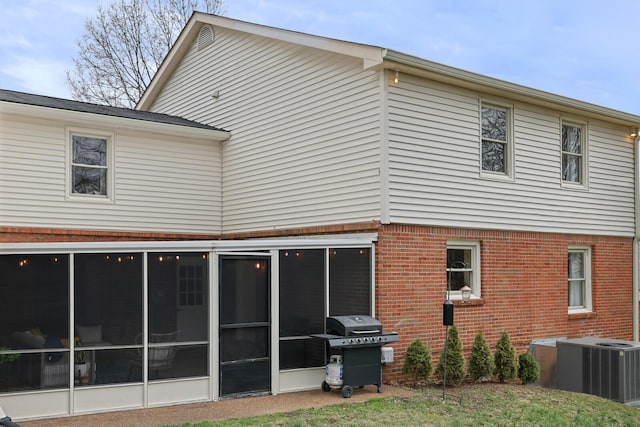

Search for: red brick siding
xmin=375 ymin=224 xmax=633 ymax=380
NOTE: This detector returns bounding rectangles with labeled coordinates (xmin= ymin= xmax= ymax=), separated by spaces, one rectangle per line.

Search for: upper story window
xmin=561 ymin=120 xmax=587 ymax=186
xmin=568 ymin=246 xmax=592 ymax=313
xmin=481 ymin=102 xmax=513 ymax=179
xmin=68 ymin=129 xmax=113 ymax=199
xmin=446 ymin=241 xmax=481 ymax=299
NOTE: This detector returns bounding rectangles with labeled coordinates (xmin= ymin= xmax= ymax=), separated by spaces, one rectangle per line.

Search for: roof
xmin=138 ymin=13 xmax=640 ymax=128
xmin=0 ymin=89 xmax=226 ymax=132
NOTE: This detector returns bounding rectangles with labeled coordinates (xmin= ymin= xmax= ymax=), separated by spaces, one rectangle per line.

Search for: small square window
xmin=446 ymin=241 xmax=481 ymax=299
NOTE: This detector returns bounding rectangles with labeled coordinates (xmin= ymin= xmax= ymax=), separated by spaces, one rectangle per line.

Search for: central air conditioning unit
xmin=556 ymin=337 xmax=640 ymax=403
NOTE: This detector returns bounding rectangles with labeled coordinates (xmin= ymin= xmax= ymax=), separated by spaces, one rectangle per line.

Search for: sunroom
xmin=0 ymin=235 xmax=376 ymax=420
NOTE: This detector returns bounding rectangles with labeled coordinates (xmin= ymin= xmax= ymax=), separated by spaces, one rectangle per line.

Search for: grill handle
xmin=350 ymin=329 xmax=381 ymax=335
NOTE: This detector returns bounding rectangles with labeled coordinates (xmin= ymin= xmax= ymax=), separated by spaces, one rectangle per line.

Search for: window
xmin=446 ymin=241 xmax=481 ymax=298
xmin=481 ymin=103 xmax=512 ymax=177
xmin=568 ymin=246 xmax=592 ymax=312
xmin=178 ymin=263 xmax=204 ymax=307
xmin=561 ymin=121 xmax=586 ymax=185
xmin=68 ymin=130 xmax=113 ymax=198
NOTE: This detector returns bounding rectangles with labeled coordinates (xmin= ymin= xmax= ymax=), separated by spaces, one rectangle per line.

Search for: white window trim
xmin=568 ymin=245 xmax=592 ymax=314
xmin=560 ymin=118 xmax=589 ymax=190
xmin=66 ymin=127 xmax=115 ymax=202
xmin=479 ymin=100 xmax=515 ymax=181
xmin=446 ymin=240 xmax=481 ymax=299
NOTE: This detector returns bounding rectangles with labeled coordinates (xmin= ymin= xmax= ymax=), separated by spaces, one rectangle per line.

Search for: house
xmin=1 ymin=12 xmax=640 ymax=421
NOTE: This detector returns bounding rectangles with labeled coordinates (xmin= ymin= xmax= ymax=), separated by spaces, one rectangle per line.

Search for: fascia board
xmin=1 ymin=101 xmax=230 ymax=141
xmin=383 ymin=49 xmax=640 ymax=127
xmin=196 ymin=14 xmax=384 ymax=63
xmin=0 ymin=233 xmax=379 ymax=254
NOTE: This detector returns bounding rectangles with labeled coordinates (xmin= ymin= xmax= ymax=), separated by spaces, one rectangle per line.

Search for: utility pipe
xmin=634 ymin=130 xmax=640 ymax=342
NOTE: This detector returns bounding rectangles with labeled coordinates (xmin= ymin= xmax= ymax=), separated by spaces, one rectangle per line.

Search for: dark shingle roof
xmin=0 ymin=89 xmax=226 ymax=132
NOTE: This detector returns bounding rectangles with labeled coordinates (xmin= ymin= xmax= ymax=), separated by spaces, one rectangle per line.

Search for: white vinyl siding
xmin=0 ymin=114 xmax=222 ymax=234
xmin=387 ymin=75 xmax=635 ymax=236
xmin=148 ymin=28 xmax=382 ymax=233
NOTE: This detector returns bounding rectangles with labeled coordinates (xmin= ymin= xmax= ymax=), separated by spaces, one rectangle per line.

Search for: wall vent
xmin=197 ymin=25 xmax=215 ymax=51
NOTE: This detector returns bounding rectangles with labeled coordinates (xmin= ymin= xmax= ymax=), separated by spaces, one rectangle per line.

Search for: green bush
xmin=402 ymin=339 xmax=432 ymax=387
xmin=436 ymin=325 xmax=465 ymax=386
xmin=518 ymin=352 xmax=540 ymax=384
xmin=494 ymin=331 xmax=517 ymax=383
xmin=468 ymin=331 xmax=495 ymax=381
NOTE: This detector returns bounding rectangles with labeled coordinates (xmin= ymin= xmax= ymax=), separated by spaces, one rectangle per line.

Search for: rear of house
xmin=1 ymin=12 xmax=640 ymax=422
xmin=141 ymin=14 xmax=640 ymax=376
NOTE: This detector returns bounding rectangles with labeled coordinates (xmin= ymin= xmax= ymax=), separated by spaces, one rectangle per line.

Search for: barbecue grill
xmin=312 ymin=315 xmax=399 ymax=398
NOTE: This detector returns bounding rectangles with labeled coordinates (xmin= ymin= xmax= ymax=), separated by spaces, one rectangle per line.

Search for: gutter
xmin=381 ymin=49 xmax=640 ymax=127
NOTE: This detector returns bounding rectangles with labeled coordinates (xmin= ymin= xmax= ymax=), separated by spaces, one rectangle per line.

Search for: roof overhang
xmin=379 ymin=49 xmax=640 ymax=128
xmin=137 ymin=13 xmax=385 ymax=110
xmin=1 ymin=100 xmax=230 ymax=141
xmin=138 ymin=13 xmax=640 ymax=129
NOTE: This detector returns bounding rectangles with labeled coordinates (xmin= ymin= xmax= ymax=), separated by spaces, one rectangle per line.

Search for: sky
xmin=1 ymin=0 xmax=639 ymax=115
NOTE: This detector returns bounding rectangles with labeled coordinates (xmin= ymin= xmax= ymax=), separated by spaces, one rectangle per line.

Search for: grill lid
xmin=326 ymin=315 xmax=382 ymax=336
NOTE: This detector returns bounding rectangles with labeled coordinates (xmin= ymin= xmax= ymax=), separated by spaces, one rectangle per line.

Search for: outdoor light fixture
xmin=394 ymin=71 xmax=399 ymax=84
xmin=460 ymin=285 xmax=472 ymax=302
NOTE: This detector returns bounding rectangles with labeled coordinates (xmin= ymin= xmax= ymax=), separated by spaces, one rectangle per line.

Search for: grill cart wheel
xmin=321 ymin=381 xmax=331 ymax=392
xmin=341 ymin=385 xmax=353 ymax=398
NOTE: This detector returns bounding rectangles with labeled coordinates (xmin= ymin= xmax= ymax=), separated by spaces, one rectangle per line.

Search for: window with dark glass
xmin=562 ymin=123 xmax=584 ymax=184
xmin=446 ymin=242 xmax=481 ymax=298
xmin=481 ymin=105 xmax=509 ymax=175
xmin=71 ymin=135 xmax=108 ymax=195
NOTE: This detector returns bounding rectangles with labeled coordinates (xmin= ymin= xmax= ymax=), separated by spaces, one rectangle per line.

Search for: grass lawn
xmin=168 ymin=383 xmax=640 ymax=427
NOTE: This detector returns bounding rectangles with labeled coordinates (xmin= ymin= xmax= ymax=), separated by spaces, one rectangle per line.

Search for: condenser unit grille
xmin=557 ymin=337 xmax=640 ymax=404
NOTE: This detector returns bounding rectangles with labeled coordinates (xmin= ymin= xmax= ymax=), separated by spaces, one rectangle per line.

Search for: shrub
xmin=436 ymin=325 xmax=465 ymax=386
xmin=469 ymin=331 xmax=495 ymax=381
xmin=494 ymin=331 xmax=517 ymax=383
xmin=518 ymin=352 xmax=540 ymax=384
xmin=402 ymin=339 xmax=432 ymax=387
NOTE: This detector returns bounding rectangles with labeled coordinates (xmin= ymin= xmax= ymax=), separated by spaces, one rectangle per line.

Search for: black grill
xmin=313 ymin=315 xmax=399 ymax=398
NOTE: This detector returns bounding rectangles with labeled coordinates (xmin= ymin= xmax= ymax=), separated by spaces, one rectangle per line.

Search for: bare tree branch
xmin=67 ymin=0 xmax=225 ymax=108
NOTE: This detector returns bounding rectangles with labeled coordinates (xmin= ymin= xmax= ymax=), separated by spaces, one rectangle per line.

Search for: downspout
xmin=634 ymin=129 xmax=640 ymax=342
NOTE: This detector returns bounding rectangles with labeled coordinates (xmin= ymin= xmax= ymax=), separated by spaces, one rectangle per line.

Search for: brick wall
xmin=375 ymin=224 xmax=634 ymax=380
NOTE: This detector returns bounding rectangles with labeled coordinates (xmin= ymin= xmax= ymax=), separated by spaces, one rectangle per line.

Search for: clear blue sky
xmin=1 ymin=0 xmax=639 ymax=115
